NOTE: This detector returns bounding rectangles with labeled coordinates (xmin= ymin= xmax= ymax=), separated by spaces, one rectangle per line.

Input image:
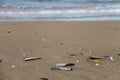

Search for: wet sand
xmin=0 ymin=21 xmax=120 ymax=80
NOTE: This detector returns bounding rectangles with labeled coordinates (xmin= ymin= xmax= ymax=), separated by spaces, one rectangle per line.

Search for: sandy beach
xmin=0 ymin=21 xmax=120 ymax=80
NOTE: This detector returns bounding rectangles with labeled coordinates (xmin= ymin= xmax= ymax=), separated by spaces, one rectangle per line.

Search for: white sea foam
xmin=0 ymin=3 xmax=120 ymax=21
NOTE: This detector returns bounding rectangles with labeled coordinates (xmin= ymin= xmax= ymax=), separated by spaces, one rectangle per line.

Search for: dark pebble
xmin=118 ymin=54 xmax=120 ymax=56
xmin=60 ymin=43 xmax=63 ymax=45
xmin=8 ymin=30 xmax=11 ymax=33
xmin=40 ymin=78 xmax=48 ymax=80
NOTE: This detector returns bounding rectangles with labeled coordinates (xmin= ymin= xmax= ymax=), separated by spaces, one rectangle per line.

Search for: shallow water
xmin=0 ymin=0 xmax=120 ymax=21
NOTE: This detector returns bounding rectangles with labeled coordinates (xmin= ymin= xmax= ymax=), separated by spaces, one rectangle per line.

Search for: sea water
xmin=0 ymin=0 xmax=120 ymax=21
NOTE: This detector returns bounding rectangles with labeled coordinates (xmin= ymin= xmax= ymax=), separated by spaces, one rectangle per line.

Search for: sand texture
xmin=0 ymin=21 xmax=120 ymax=80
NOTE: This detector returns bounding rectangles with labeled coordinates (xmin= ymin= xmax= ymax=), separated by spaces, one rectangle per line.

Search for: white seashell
xmin=95 ymin=63 xmax=99 ymax=66
xmin=109 ymin=56 xmax=115 ymax=61
xmin=12 ymin=65 xmax=16 ymax=68
xmin=56 ymin=63 xmax=67 ymax=67
xmin=55 ymin=63 xmax=75 ymax=67
xmin=51 ymin=67 xmax=72 ymax=71
xmin=76 ymin=60 xmax=80 ymax=63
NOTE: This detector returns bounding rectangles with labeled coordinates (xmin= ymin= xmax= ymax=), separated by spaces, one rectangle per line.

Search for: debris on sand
xmin=40 ymin=78 xmax=48 ymax=80
xmin=11 ymin=65 xmax=16 ymax=68
xmin=76 ymin=60 xmax=80 ymax=63
xmin=7 ymin=30 xmax=11 ymax=33
xmin=67 ymin=52 xmax=84 ymax=58
xmin=89 ymin=56 xmax=107 ymax=59
xmin=55 ymin=63 xmax=75 ymax=67
xmin=51 ymin=67 xmax=72 ymax=71
xmin=87 ymin=59 xmax=101 ymax=63
xmin=0 ymin=60 xmax=1 ymax=62
xmin=118 ymin=53 xmax=120 ymax=56
xmin=107 ymin=56 xmax=115 ymax=61
xmin=87 ymin=56 xmax=115 ymax=63
xmin=87 ymin=56 xmax=107 ymax=63
xmin=59 ymin=42 xmax=63 ymax=45
xmin=95 ymin=63 xmax=99 ymax=66
xmin=24 ymin=57 xmax=41 ymax=61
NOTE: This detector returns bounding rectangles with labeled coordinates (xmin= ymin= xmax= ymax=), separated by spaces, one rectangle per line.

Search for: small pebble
xmin=60 ymin=43 xmax=63 ymax=45
xmin=12 ymin=65 xmax=16 ymax=68
xmin=76 ymin=60 xmax=80 ymax=63
xmin=79 ymin=48 xmax=82 ymax=50
xmin=7 ymin=30 xmax=11 ymax=33
xmin=95 ymin=63 xmax=99 ymax=66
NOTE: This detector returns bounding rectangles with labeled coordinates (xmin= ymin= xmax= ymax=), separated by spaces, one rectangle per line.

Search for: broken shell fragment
xmin=87 ymin=59 xmax=101 ymax=63
xmin=103 ymin=56 xmax=115 ymax=61
xmin=68 ymin=52 xmax=84 ymax=58
xmin=88 ymin=56 xmax=107 ymax=63
xmin=51 ymin=67 xmax=72 ymax=71
xmin=24 ymin=57 xmax=41 ymax=61
xmin=108 ymin=56 xmax=115 ymax=61
xmin=89 ymin=56 xmax=107 ymax=59
xmin=88 ymin=56 xmax=115 ymax=62
xmin=69 ymin=54 xmax=77 ymax=56
xmin=56 ymin=63 xmax=75 ymax=67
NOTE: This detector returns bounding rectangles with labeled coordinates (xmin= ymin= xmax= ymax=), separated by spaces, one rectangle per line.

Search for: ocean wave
xmin=0 ymin=3 xmax=120 ymax=21
xmin=0 ymin=4 xmax=120 ymax=13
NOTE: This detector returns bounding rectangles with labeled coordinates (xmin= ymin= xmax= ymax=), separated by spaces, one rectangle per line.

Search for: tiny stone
xmin=76 ymin=60 xmax=80 ymax=63
xmin=95 ymin=63 xmax=99 ymax=66
xmin=60 ymin=43 xmax=63 ymax=45
xmin=0 ymin=60 xmax=2 ymax=62
xmin=12 ymin=65 xmax=16 ymax=68
xmin=8 ymin=30 xmax=11 ymax=33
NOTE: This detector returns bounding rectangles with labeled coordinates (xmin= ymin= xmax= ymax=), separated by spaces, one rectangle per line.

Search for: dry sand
xmin=0 ymin=21 xmax=120 ymax=80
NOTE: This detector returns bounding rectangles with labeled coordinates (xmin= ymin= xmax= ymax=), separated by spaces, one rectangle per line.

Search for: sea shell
xmin=56 ymin=63 xmax=75 ymax=67
xmin=24 ymin=57 xmax=41 ymax=61
xmin=51 ymin=67 xmax=72 ymax=71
